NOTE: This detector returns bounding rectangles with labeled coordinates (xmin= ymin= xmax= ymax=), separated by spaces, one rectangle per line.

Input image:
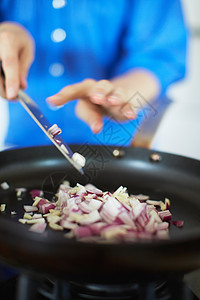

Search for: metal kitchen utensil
xmin=0 ymin=62 xmax=85 ymax=174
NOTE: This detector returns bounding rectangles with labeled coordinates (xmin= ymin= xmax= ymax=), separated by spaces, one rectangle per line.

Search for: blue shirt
xmin=0 ymin=0 xmax=187 ymax=148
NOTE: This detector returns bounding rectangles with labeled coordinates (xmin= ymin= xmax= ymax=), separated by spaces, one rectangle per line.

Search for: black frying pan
xmin=0 ymin=145 xmax=200 ymax=283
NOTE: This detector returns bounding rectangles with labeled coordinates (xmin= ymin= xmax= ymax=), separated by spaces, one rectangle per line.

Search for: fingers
xmin=1 ymin=52 xmax=19 ymax=99
xmin=107 ymin=101 xmax=137 ymax=121
xmin=46 ymin=79 xmax=96 ymax=106
xmin=75 ymin=100 xmax=103 ymax=133
xmin=0 ymin=22 xmax=35 ymax=99
xmin=0 ymin=28 xmax=20 ymax=99
xmin=91 ymin=85 xmax=137 ymax=120
xmin=47 ymin=79 xmax=123 ymax=107
xmin=88 ymin=80 xmax=114 ymax=105
xmin=47 ymin=78 xmax=137 ymax=134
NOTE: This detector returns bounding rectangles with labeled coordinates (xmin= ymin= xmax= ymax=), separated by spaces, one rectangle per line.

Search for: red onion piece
xmin=29 ymin=223 xmax=47 ymax=234
xmin=171 ymin=220 xmax=184 ymax=228
xmin=73 ymin=226 xmax=92 ymax=238
xmin=158 ymin=210 xmax=172 ymax=221
xmin=40 ymin=203 xmax=56 ymax=214
xmin=48 ymin=124 xmax=62 ymax=137
xmin=30 ymin=189 xmax=44 ymax=198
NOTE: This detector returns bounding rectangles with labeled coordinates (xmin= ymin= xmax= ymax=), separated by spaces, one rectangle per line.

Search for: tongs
xmin=0 ymin=62 xmax=85 ymax=174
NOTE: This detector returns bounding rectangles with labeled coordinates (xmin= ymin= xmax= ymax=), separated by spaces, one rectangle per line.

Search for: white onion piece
xmin=72 ymin=152 xmax=86 ymax=168
xmin=11 ymin=211 xmax=17 ymax=215
xmin=60 ymin=219 xmax=78 ymax=230
xmin=1 ymin=182 xmax=9 ymax=190
xmin=16 ymin=187 xmax=27 ymax=197
xmin=23 ymin=213 xmax=32 ymax=220
xmin=101 ymin=225 xmax=127 ymax=240
xmin=49 ymin=223 xmax=63 ymax=231
xmin=78 ymin=210 xmax=101 ymax=225
xmin=18 ymin=218 xmax=27 ymax=224
xmin=118 ymin=211 xmax=136 ymax=228
xmin=145 ymin=215 xmax=156 ymax=233
xmin=149 ymin=209 xmax=162 ymax=223
xmin=32 ymin=213 xmax=43 ymax=219
xmin=24 ymin=206 xmax=38 ymax=213
xmin=26 ymin=218 xmax=45 ymax=224
xmin=0 ymin=204 xmax=6 ymax=212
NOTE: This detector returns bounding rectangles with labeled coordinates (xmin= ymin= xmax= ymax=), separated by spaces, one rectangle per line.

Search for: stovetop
xmin=1 ymin=274 xmax=199 ymax=300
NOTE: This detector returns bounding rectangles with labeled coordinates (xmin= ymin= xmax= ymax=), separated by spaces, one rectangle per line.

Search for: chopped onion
xmin=48 ymin=124 xmax=62 ymax=137
xmin=171 ymin=220 xmax=184 ymax=228
xmin=11 ymin=211 xmax=17 ymax=215
xmin=49 ymin=223 xmax=63 ymax=231
xmin=18 ymin=218 xmax=27 ymax=224
xmin=23 ymin=213 xmax=33 ymax=220
xmin=1 ymin=182 xmax=9 ymax=190
xmin=29 ymin=223 xmax=47 ymax=234
xmin=32 ymin=213 xmax=43 ymax=219
xmin=134 ymin=194 xmax=149 ymax=201
xmin=73 ymin=226 xmax=92 ymax=238
xmin=30 ymin=189 xmax=43 ymax=198
xmin=16 ymin=187 xmax=27 ymax=198
xmin=158 ymin=210 xmax=172 ymax=221
xmin=72 ymin=152 xmax=86 ymax=168
xmin=24 ymin=205 xmax=38 ymax=213
xmin=0 ymin=204 xmax=6 ymax=212
xmin=26 ymin=218 xmax=45 ymax=224
xmin=19 ymin=183 xmax=183 ymax=241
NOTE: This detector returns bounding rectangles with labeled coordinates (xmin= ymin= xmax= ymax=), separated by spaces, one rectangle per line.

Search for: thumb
xmin=76 ymin=100 xmax=103 ymax=134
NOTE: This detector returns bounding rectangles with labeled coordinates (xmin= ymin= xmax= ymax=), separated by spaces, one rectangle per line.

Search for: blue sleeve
xmin=112 ymin=0 xmax=188 ymax=94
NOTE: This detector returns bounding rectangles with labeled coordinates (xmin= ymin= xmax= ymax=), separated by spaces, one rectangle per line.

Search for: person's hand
xmin=47 ymin=79 xmax=137 ymax=133
xmin=0 ymin=22 xmax=35 ymax=99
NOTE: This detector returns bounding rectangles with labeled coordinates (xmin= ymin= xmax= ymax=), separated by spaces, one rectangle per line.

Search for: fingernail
xmin=47 ymin=103 xmax=64 ymax=110
xmin=91 ymin=121 xmax=102 ymax=133
xmin=123 ymin=110 xmax=136 ymax=119
xmin=46 ymin=97 xmax=56 ymax=105
xmin=107 ymin=95 xmax=120 ymax=104
xmin=7 ymin=87 xmax=17 ymax=99
xmin=90 ymin=93 xmax=105 ymax=104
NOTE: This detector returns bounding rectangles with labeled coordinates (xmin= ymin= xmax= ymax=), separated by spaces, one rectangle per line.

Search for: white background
xmin=152 ymin=0 xmax=200 ymax=160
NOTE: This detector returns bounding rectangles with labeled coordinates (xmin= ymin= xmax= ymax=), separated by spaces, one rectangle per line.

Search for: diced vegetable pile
xmin=17 ymin=182 xmax=184 ymax=242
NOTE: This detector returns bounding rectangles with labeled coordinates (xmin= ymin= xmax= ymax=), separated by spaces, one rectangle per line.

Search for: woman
xmin=0 ymin=0 xmax=187 ymax=148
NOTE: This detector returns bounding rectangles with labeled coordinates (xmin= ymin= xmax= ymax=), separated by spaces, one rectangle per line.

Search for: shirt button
xmin=51 ymin=28 xmax=66 ymax=43
xmin=49 ymin=63 xmax=64 ymax=77
xmin=52 ymin=0 xmax=67 ymax=9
